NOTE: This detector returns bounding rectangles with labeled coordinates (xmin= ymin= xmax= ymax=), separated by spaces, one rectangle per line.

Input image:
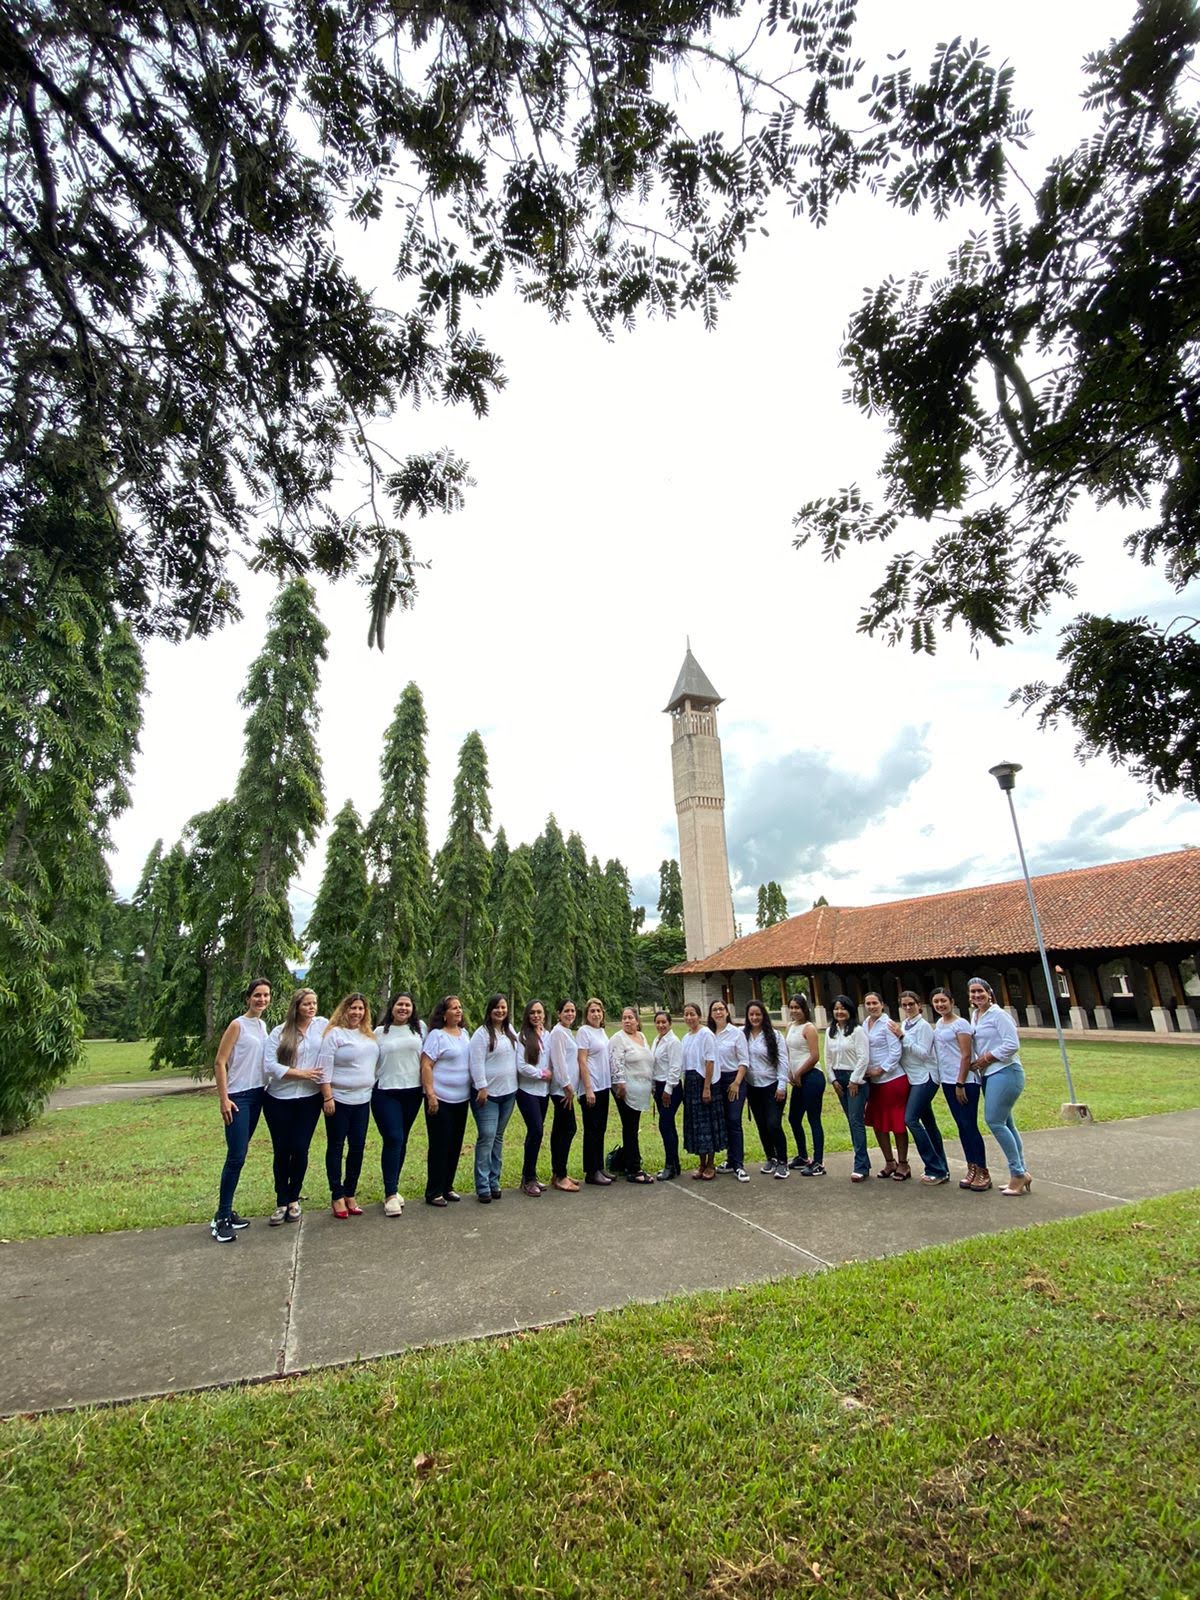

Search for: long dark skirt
xmin=682 ymin=1071 xmax=727 ymax=1156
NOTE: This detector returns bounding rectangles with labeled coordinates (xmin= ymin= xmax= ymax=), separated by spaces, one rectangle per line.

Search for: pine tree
xmin=429 ymin=731 xmax=493 ymax=1017
xmin=530 ymin=816 xmax=576 ymax=1007
xmin=602 ymin=859 xmax=638 ymax=1008
xmin=230 ymin=579 xmax=328 ymax=981
xmin=493 ymin=843 xmax=535 ymax=1012
xmin=0 ymin=548 xmax=144 ymax=1130
xmin=305 ymin=801 xmax=371 ymax=1009
xmin=566 ymin=832 xmax=596 ymax=1001
xmin=488 ymin=826 xmax=510 ymax=921
xmin=658 ymin=858 xmax=684 ymax=930
xmin=767 ymin=882 xmax=789 ymax=924
xmin=756 ymin=884 xmax=769 ymax=930
xmin=132 ymin=841 xmax=189 ymax=1041
xmin=361 ymin=682 xmax=431 ymax=1008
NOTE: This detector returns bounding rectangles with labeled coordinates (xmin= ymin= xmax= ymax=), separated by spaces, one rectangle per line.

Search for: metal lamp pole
xmin=988 ymin=761 xmax=1084 ymax=1113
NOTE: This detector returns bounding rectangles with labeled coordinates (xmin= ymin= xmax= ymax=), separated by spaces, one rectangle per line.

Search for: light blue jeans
xmin=983 ymin=1063 xmax=1026 ymax=1179
xmin=471 ymin=1090 xmax=516 ymax=1195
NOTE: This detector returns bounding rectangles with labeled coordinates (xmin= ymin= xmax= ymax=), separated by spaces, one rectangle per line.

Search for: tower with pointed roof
xmin=665 ymin=643 xmax=736 ymax=967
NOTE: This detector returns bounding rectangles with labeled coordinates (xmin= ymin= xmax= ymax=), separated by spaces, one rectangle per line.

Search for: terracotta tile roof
xmin=670 ymin=849 xmax=1200 ymax=973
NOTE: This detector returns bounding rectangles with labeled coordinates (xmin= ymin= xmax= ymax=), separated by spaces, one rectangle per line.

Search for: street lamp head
xmin=989 ymin=760 xmax=1023 ymax=792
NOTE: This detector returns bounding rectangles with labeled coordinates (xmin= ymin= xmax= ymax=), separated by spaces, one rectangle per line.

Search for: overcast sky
xmin=106 ymin=0 xmax=1200 ymax=929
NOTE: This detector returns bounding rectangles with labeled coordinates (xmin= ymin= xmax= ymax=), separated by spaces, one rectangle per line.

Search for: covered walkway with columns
xmin=669 ymin=849 xmax=1200 ymax=1035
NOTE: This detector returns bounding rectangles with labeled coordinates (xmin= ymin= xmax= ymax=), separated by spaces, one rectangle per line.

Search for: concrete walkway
xmin=47 ymin=1077 xmax=211 ymax=1112
xmin=3 ymin=1108 xmax=1197 ymax=1416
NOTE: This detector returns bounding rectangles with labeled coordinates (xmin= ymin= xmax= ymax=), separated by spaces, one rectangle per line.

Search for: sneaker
xmin=268 ymin=1205 xmax=288 ymax=1227
xmin=773 ymin=1161 xmax=789 ymax=1179
xmin=212 ymin=1215 xmax=236 ymax=1243
xmin=383 ymin=1194 xmax=404 ymax=1217
xmin=735 ymin=1166 xmax=750 ymax=1183
xmin=210 ymin=1210 xmax=251 ymax=1235
xmin=715 ymin=1161 xmax=735 ymax=1175
xmin=286 ymin=1201 xmax=302 ymax=1221
xmin=760 ymin=1160 xmax=777 ymax=1175
xmin=808 ymin=1163 xmax=827 ymax=1177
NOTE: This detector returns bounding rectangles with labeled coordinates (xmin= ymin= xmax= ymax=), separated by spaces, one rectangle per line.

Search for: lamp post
xmin=988 ymin=762 xmax=1088 ymax=1118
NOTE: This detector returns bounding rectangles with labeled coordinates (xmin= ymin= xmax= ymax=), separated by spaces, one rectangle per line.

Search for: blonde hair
xmin=277 ymin=989 xmax=317 ymax=1066
xmin=325 ymin=992 xmax=375 ymax=1038
xmin=584 ymin=997 xmax=606 ymax=1024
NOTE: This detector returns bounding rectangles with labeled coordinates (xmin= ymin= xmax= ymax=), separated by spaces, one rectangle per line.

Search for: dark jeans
xmin=371 ymin=1085 xmax=424 ymax=1195
xmin=516 ymin=1089 xmax=549 ymax=1182
xmin=425 ymin=1097 xmax=469 ymax=1201
xmin=721 ymin=1072 xmax=746 ymax=1169
xmin=905 ymin=1078 xmax=949 ymax=1178
xmin=788 ymin=1071 xmax=825 ymax=1163
xmin=549 ymin=1095 xmax=577 ymax=1178
xmin=746 ymin=1082 xmax=787 ymax=1164
xmin=262 ymin=1092 xmax=322 ymax=1205
xmin=615 ymin=1093 xmax=643 ymax=1174
xmin=655 ymin=1079 xmax=683 ymax=1170
xmin=942 ymin=1081 xmax=987 ymax=1169
xmin=216 ymin=1085 xmax=264 ymax=1216
xmin=324 ymin=1099 xmax=370 ymax=1199
xmin=580 ymin=1087 xmax=610 ymax=1176
xmin=833 ymin=1069 xmax=871 ymax=1176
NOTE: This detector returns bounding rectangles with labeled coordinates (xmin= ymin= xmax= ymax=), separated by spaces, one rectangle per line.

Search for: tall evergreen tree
xmin=0 ymin=546 xmax=144 ymax=1130
xmin=493 ymin=843 xmax=535 ymax=1013
xmin=305 ymin=802 xmax=371 ymax=1009
xmin=756 ymin=883 xmax=769 ymax=930
xmin=602 ymin=859 xmax=638 ymax=1008
xmin=230 ymin=578 xmax=328 ymax=979
xmin=131 ymin=841 xmax=189 ymax=1040
xmin=530 ymin=816 xmax=576 ymax=1007
xmin=756 ymin=881 xmax=789 ymax=929
xmin=566 ymin=832 xmax=596 ymax=1001
xmin=488 ymin=826 xmax=510 ymax=922
xmin=429 ymin=731 xmax=493 ymax=1017
xmin=657 ymin=858 xmax=684 ymax=931
xmin=361 ymin=682 xmax=431 ymax=1008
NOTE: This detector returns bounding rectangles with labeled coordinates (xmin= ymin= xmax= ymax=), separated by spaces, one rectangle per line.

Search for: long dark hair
xmin=789 ymin=994 xmax=812 ymax=1025
xmin=378 ymin=991 xmax=422 ymax=1034
xmin=828 ymin=994 xmax=857 ymax=1037
xmin=482 ymin=993 xmax=518 ymax=1051
xmin=520 ymin=998 xmax=546 ymax=1065
xmin=743 ymin=1000 xmax=780 ymax=1067
xmin=705 ymin=999 xmax=731 ymax=1031
xmin=276 ymin=988 xmax=317 ymax=1066
xmin=428 ymin=995 xmax=464 ymax=1031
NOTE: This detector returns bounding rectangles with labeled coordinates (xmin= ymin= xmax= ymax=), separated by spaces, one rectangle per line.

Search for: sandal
xmin=876 ymin=1163 xmax=898 ymax=1180
xmin=627 ymin=1170 xmax=656 ymax=1184
xmin=892 ymin=1163 xmax=912 ymax=1182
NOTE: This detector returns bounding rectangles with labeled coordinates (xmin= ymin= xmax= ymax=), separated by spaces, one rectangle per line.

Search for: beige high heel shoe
xmin=1000 ymin=1173 xmax=1033 ymax=1196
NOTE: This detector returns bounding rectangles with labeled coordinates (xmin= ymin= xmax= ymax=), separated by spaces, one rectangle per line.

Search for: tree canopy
xmin=2 ymin=0 xmax=1026 ymax=642
xmin=794 ymin=0 xmax=1200 ymax=801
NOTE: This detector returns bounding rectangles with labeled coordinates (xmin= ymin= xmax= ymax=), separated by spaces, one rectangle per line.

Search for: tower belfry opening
xmin=665 ymin=646 xmax=736 ymax=973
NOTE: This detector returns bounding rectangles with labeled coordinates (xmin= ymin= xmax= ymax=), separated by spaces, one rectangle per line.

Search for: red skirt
xmin=864 ymin=1074 xmax=908 ymax=1134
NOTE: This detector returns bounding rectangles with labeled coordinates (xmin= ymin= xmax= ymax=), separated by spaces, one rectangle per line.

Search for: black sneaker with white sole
xmin=212 ymin=1216 xmax=236 ymax=1243
xmin=715 ymin=1161 xmax=735 ymax=1175
xmin=735 ymin=1166 xmax=750 ymax=1183
xmin=210 ymin=1211 xmax=251 ymax=1235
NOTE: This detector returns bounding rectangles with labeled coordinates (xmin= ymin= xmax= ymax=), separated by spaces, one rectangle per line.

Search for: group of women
xmin=209 ymin=978 xmax=1030 ymax=1240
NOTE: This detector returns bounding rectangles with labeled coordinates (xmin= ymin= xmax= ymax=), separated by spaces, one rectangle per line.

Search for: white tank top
xmin=226 ymin=1016 xmax=267 ymax=1093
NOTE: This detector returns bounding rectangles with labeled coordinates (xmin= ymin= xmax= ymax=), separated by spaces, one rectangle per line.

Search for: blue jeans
xmin=216 ymin=1085 xmax=264 ymax=1216
xmin=788 ymin=1071 xmax=825 ymax=1163
xmin=983 ymin=1064 xmax=1027 ymax=1179
xmin=721 ymin=1072 xmax=746 ymax=1169
xmin=471 ymin=1090 xmax=516 ymax=1194
xmin=942 ymin=1082 xmax=987 ymax=1169
xmin=905 ymin=1078 xmax=948 ymax=1179
xmin=371 ymin=1085 xmax=424 ymax=1195
xmin=325 ymin=1100 xmax=370 ymax=1199
xmin=833 ymin=1069 xmax=871 ymax=1176
xmin=655 ymin=1080 xmax=683 ymax=1170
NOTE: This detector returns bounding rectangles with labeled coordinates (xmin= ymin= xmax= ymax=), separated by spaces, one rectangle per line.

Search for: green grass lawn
xmin=1 ymin=1037 xmax=1196 ymax=1241
xmin=2 ymin=1190 xmax=1197 ymax=1599
xmin=68 ymin=1040 xmax=188 ymax=1087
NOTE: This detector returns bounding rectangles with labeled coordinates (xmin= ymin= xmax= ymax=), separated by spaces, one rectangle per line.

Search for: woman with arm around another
xmin=609 ymin=1006 xmax=657 ymax=1185
xmin=785 ymin=995 xmax=825 ymax=1176
xmin=651 ymin=1010 xmax=684 ymax=1181
xmin=516 ymin=999 xmax=554 ymax=1196
xmin=263 ymin=987 xmax=327 ymax=1226
xmin=547 ymin=999 xmax=581 ymax=1191
xmin=421 ymin=995 xmax=472 ymax=1207
xmin=469 ymin=994 xmax=520 ymax=1203
xmin=210 ymin=977 xmax=272 ymax=1243
xmin=744 ymin=1000 xmax=790 ymax=1177
xmin=827 ymin=995 xmax=872 ymax=1181
xmin=969 ymin=977 xmax=1031 ymax=1195
xmin=707 ymin=998 xmax=750 ymax=1182
xmin=891 ymin=991 xmax=949 ymax=1184
xmin=862 ymin=991 xmax=908 ymax=1178
xmin=372 ymin=991 xmax=426 ymax=1217
xmin=318 ymin=993 xmax=380 ymax=1218
xmin=930 ymin=987 xmax=988 ymax=1192
xmin=681 ymin=1002 xmax=723 ymax=1180
xmin=577 ymin=998 xmax=614 ymax=1186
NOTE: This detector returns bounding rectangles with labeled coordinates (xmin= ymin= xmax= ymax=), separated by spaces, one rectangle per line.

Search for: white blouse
xmin=422 ymin=1028 xmax=472 ymax=1103
xmin=576 ymin=1024 xmax=612 ymax=1091
xmin=375 ymin=1020 xmax=426 ymax=1091
xmin=265 ymin=1017 xmax=328 ymax=1100
xmin=897 ymin=1016 xmax=936 ymax=1085
xmin=516 ymin=1029 xmax=553 ymax=1098
xmin=825 ymin=1024 xmax=869 ymax=1083
xmin=745 ymin=1030 xmax=788 ymax=1092
xmin=548 ymin=1023 xmax=579 ymax=1096
xmin=711 ymin=1024 xmax=749 ymax=1079
xmin=652 ymin=1031 xmax=683 ymax=1089
xmin=681 ymin=1025 xmax=717 ymax=1077
xmin=785 ymin=1022 xmax=822 ymax=1081
xmin=608 ymin=1030 xmax=655 ymax=1112
xmin=224 ymin=1016 xmax=267 ymax=1094
xmin=318 ymin=1028 xmax=380 ymax=1105
xmin=468 ymin=1026 xmax=519 ymax=1096
xmin=932 ymin=1017 xmax=977 ymax=1085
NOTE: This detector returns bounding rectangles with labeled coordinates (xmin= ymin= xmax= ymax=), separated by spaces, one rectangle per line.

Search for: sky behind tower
xmin=106 ymin=0 xmax=1200 ymax=932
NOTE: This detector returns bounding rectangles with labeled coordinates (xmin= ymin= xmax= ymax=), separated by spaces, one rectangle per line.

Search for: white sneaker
xmin=268 ymin=1205 xmax=288 ymax=1226
xmin=383 ymin=1194 xmax=404 ymax=1218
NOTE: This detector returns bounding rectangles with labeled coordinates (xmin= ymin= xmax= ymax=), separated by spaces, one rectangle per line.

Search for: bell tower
xmin=665 ymin=643 xmax=736 ymax=963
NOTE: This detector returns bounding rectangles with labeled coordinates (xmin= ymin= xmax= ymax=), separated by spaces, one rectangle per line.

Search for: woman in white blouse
xmin=515 ymin=999 xmax=554 ymax=1196
xmin=372 ymin=991 xmax=426 ymax=1217
xmin=318 ymin=992 xmax=381 ymax=1218
xmin=707 ymin=998 xmax=750 ymax=1182
xmin=743 ymin=1000 xmax=789 ymax=1177
xmin=651 ymin=1010 xmax=683 ymax=1180
xmin=784 ymin=994 xmax=825 ymax=1175
xmin=969 ymin=977 xmax=1031 ymax=1195
xmin=890 ymin=990 xmax=949 ymax=1184
xmin=861 ymin=991 xmax=907 ymax=1178
xmin=827 ymin=994 xmax=872 ymax=1181
xmin=468 ymin=994 xmax=520 ymax=1203
xmin=420 ymin=995 xmax=472 ymax=1206
xmin=547 ymin=999 xmax=581 ymax=1191
xmin=210 ymin=976 xmax=271 ymax=1242
xmin=576 ymin=998 xmax=613 ymax=1186
xmin=263 ymin=987 xmax=327 ymax=1226
xmin=608 ymin=1006 xmax=657 ymax=1184
xmin=680 ymin=1002 xmax=723 ymax=1179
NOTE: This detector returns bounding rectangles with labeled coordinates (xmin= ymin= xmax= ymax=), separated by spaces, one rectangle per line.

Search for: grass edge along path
xmin=2 ymin=1191 xmax=1198 ymax=1600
